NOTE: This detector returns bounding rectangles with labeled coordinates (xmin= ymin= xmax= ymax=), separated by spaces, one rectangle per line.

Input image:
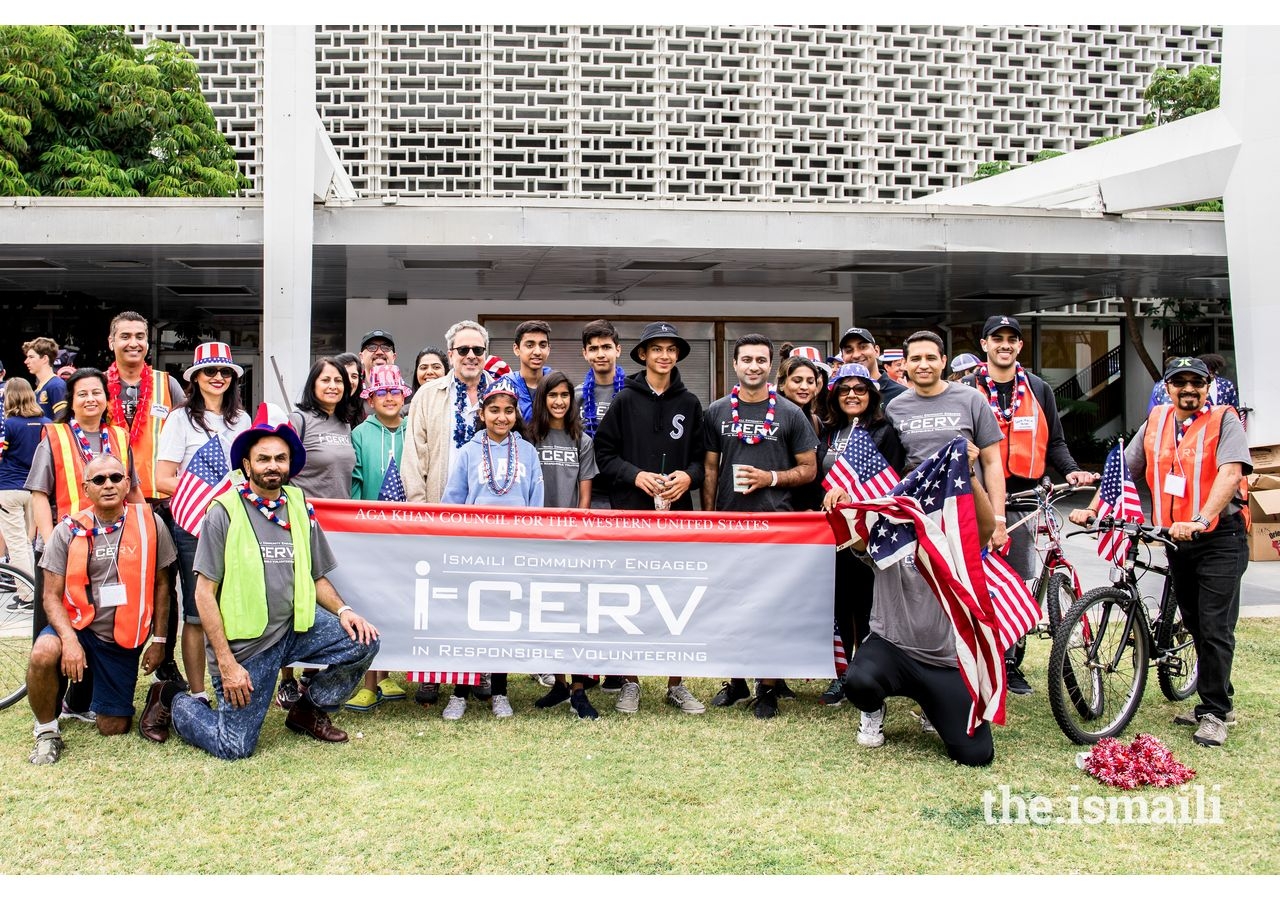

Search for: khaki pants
xmin=0 ymin=488 xmax=35 ymax=602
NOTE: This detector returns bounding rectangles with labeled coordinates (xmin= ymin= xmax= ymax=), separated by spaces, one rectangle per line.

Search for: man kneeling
xmin=27 ymin=454 xmax=173 ymax=764
xmin=139 ymin=412 xmax=379 ymax=759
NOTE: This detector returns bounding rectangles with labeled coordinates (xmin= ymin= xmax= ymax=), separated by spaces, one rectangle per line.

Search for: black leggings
xmin=843 ymin=634 xmax=994 ymax=767
xmin=836 ymin=549 xmax=873 ymax=652
xmin=455 ymin=673 xmax=508 ymax=698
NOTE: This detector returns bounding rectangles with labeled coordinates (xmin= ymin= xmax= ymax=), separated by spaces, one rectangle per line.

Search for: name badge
xmin=98 ymin=583 xmax=128 ymax=609
xmin=150 ymin=404 xmax=170 ymax=420
xmin=1012 ymin=416 xmax=1035 ymax=432
xmin=1163 ymin=474 xmax=1187 ymax=498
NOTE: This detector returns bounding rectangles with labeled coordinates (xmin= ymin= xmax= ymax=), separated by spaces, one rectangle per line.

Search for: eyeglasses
xmin=451 ymin=345 xmax=486 ymax=358
xmin=835 ymin=384 xmax=870 ymax=397
xmin=372 ymin=388 xmax=406 ymax=397
xmin=1168 ymin=378 xmax=1208 ymax=389
xmin=200 ymin=367 xmax=236 ymax=379
xmin=88 ymin=472 xmax=126 ymax=486
xmin=364 ymin=342 xmax=393 ymax=352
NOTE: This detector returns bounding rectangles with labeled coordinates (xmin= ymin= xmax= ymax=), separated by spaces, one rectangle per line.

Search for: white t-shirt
xmin=157 ymin=408 xmax=252 ymax=473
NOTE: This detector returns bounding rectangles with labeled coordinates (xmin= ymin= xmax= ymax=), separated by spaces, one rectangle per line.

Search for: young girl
xmin=439 ymin=380 xmax=544 ymax=719
xmin=527 ymin=372 xmax=600 ymax=718
xmin=345 ymin=364 xmax=412 ymax=711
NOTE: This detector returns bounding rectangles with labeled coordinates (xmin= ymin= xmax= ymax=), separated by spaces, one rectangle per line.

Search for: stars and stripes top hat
xmin=184 ymin=342 xmax=244 ymax=381
xmin=788 ymin=345 xmax=832 ymax=376
xmin=229 ymin=402 xmax=306 ymax=478
xmin=483 ymin=355 xmax=512 ymax=380
xmin=878 ymin=348 xmax=904 ymax=364
xmin=361 ymin=363 xmax=413 ymax=399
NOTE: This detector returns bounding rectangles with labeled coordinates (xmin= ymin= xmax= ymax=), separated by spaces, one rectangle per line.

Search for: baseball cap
xmin=839 ymin=327 xmax=875 ymax=348
xmin=1163 ymin=356 xmax=1211 ymax=381
xmin=981 ymin=315 xmax=1022 ymax=339
xmin=360 ymin=329 xmax=396 ymax=350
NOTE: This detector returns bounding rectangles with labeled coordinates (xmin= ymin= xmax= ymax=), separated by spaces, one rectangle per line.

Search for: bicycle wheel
xmin=1155 ymin=581 xmax=1199 ymax=701
xmin=0 ymin=563 xmax=35 ymax=711
xmin=1044 ymin=572 xmax=1078 ymax=633
xmin=1047 ymin=586 xmax=1149 ymax=744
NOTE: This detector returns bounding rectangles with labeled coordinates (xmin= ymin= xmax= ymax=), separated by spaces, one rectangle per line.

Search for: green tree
xmin=0 ymin=25 xmax=247 ymax=197
xmin=1144 ymin=65 xmax=1220 ymax=126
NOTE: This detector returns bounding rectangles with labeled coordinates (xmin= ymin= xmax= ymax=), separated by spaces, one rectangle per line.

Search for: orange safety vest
xmin=1143 ymin=404 xmax=1249 ymax=533
xmin=120 ymin=370 xmax=175 ymax=500
xmin=993 ymin=380 xmax=1050 ymax=480
xmin=44 ymin=423 xmax=133 ymax=518
xmin=62 ymin=504 xmax=157 ymax=649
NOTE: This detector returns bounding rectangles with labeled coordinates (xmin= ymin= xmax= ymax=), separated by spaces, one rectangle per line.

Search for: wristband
xmin=336 ymin=605 xmax=354 ymax=616
xmin=150 ymin=636 xmax=168 ymax=644
xmin=770 ymin=471 xmax=779 ymax=487
xmin=993 ymin=515 xmax=1007 ymax=523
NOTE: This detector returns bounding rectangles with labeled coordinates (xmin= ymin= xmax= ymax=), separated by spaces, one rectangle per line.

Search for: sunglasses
xmin=371 ymin=388 xmax=406 ymax=397
xmin=451 ymin=345 xmax=487 ymax=358
xmin=200 ymin=367 xmax=236 ymax=379
xmin=835 ymin=384 xmax=870 ymax=397
xmin=1168 ymin=378 xmax=1208 ymax=389
xmin=88 ymin=472 xmax=126 ymax=486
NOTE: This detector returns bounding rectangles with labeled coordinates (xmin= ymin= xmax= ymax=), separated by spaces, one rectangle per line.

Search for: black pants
xmin=843 ymin=633 xmax=995 ymax=767
xmin=148 ymin=500 xmax=180 ymax=665
xmin=1167 ymin=512 xmax=1248 ymax=720
xmin=836 ymin=549 xmax=873 ymax=653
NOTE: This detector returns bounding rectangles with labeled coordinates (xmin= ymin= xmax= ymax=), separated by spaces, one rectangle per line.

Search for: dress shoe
xmin=285 ymin=699 xmax=349 ymax=743
xmin=138 ymin=682 xmax=173 ymax=743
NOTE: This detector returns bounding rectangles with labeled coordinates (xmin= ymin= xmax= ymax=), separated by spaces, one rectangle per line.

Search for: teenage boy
xmin=576 ymin=319 xmax=625 ymax=514
xmin=594 ymin=322 xmax=707 ymax=715
xmin=837 ymin=327 xmax=905 ymax=403
xmin=511 ymin=320 xmax=553 ymax=421
xmin=702 ymin=334 xmax=818 ymax=720
xmin=23 ymin=337 xmax=67 ymax=421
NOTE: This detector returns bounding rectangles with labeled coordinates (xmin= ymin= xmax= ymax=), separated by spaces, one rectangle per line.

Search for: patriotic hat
xmin=828 ymin=363 xmax=879 ymax=394
xmin=878 ymin=348 xmax=904 ymax=364
xmin=360 ymin=363 xmax=412 ymax=399
xmin=483 ymin=355 xmax=512 ymax=380
xmin=950 ymin=352 xmax=982 ymax=375
xmin=184 ymin=342 xmax=244 ymax=381
xmin=789 ymin=345 xmax=832 ymax=376
xmin=480 ymin=378 xmax=519 ymax=405
xmin=229 ymin=402 xmax=306 ymax=478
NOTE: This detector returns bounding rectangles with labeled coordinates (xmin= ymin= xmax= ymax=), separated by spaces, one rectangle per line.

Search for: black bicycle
xmin=0 ymin=562 xmax=36 ymax=710
xmin=1046 ymin=517 xmax=1197 ymax=744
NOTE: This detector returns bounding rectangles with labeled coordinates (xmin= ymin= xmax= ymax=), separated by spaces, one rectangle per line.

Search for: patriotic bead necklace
xmin=581 ymin=366 xmax=626 ymax=437
xmin=480 ymin=433 xmax=518 ymax=496
xmin=453 ymin=374 xmax=488 ymax=449
xmin=238 ymin=483 xmax=314 ymax=529
xmin=64 ymin=511 xmax=127 ymax=538
xmin=730 ymin=384 xmax=777 ymax=445
xmin=977 ymin=363 xmax=1028 ymax=422
xmin=69 ymin=421 xmax=113 ymax=462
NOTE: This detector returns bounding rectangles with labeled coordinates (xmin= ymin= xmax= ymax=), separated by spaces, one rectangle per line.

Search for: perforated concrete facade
xmin=132 ymin=25 xmax=1222 ymax=202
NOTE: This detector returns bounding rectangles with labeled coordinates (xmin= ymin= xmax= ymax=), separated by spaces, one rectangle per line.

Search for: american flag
xmin=170 ymin=436 xmax=231 ymax=536
xmin=1096 ymin=440 xmax=1144 ymax=566
xmin=378 ymin=454 xmax=407 ymax=502
xmin=823 ymin=428 xmax=899 ymax=549
xmin=826 ymin=436 xmax=1011 ymax=733
xmin=982 ymin=549 xmax=1040 ymax=649
xmin=832 ymin=620 xmax=848 ymax=675
xmin=405 ymin=671 xmax=481 ymax=686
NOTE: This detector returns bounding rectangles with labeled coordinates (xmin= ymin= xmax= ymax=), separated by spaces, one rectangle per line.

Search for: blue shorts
xmin=40 ymin=625 xmax=144 ymax=718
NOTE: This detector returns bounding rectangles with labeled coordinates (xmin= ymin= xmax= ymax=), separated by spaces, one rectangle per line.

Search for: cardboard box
xmin=1249 ymin=522 xmax=1280 ymax=562
xmin=1249 ymin=474 xmax=1280 ymax=523
xmin=1250 ymin=445 xmax=1280 ymax=475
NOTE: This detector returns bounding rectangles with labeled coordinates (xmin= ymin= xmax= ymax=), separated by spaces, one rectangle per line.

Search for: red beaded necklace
xmin=730 ymin=384 xmax=777 ymax=445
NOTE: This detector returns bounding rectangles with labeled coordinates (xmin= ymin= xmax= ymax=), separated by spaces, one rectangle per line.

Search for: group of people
xmin=2 ymin=310 xmax=1248 ymax=766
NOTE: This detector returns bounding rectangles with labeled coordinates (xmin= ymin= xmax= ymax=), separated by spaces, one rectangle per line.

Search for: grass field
xmin=3 ymin=620 xmax=1278 ymax=875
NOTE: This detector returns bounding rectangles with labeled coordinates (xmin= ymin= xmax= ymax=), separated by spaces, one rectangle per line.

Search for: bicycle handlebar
xmin=1072 ymin=515 xmax=1188 ymax=549
xmin=1006 ymin=479 xmax=1099 ymax=503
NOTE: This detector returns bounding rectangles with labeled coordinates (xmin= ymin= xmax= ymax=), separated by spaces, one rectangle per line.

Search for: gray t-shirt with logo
xmin=868 ymin=553 xmax=957 ymax=668
xmin=193 ymin=493 xmax=337 ymax=677
xmin=884 ymin=382 xmax=1003 ymax=470
xmin=702 ymin=393 xmax=818 ymax=513
xmin=288 ymin=409 xmax=355 ymax=500
xmin=535 ymin=428 xmax=599 ymax=509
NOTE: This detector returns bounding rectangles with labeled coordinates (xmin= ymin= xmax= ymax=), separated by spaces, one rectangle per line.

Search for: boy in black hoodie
xmin=592 ymin=322 xmax=707 ymax=715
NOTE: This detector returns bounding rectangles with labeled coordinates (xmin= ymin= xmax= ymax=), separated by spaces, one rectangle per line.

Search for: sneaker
xmin=1005 ymin=663 xmax=1033 ymax=696
xmin=59 ymin=701 xmax=96 ymax=724
xmin=1193 ymin=713 xmax=1228 ymax=747
xmin=535 ymin=682 xmax=572 ymax=708
xmin=535 ymin=674 xmax=556 ymax=688
xmin=665 ymin=683 xmax=706 ymax=714
xmin=710 ymin=679 xmax=751 ymax=707
xmin=153 ymin=660 xmax=189 ymax=692
xmin=600 ymin=675 xmax=625 ymax=693
xmin=615 ymin=681 xmax=641 ymax=714
xmin=377 ymin=678 xmax=406 ymax=701
xmin=774 ymin=679 xmax=797 ymax=701
xmin=819 ymin=678 xmax=846 ymax=707
xmin=275 ymin=677 xmax=301 ymax=710
xmin=1174 ymin=708 xmax=1237 ymax=727
xmin=29 ymin=731 xmax=64 ymax=765
xmin=344 ymin=687 xmax=381 ymax=711
xmin=472 ymin=674 xmax=493 ymax=700
xmin=753 ymin=684 xmax=779 ymax=720
xmin=857 ymin=706 xmax=886 ymax=748
xmin=414 ymin=682 xmax=440 ymax=706
xmin=442 ymin=695 xmax=467 ymax=721
xmin=491 ymin=694 xmax=514 ymax=718
xmin=911 ymin=709 xmax=937 ymax=735
xmin=570 ymin=689 xmax=599 ymax=720
xmin=5 ymin=596 xmax=33 ymax=611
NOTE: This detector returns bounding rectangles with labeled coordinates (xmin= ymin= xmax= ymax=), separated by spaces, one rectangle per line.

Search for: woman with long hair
xmin=412 ymin=346 xmax=449 ymax=387
xmin=334 ymin=351 xmax=366 ymax=427
xmin=776 ymin=349 xmax=831 ymax=514
xmin=0 ymin=378 xmax=50 ymax=609
xmin=155 ymin=343 xmax=250 ymax=702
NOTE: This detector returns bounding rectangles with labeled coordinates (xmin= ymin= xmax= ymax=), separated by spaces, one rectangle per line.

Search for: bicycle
xmin=1046 ymin=517 xmax=1197 ymax=744
xmin=0 ymin=561 xmax=37 ymax=711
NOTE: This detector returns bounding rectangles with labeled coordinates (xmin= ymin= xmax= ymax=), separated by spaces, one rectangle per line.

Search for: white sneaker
xmin=491 ymin=694 xmax=514 ymax=718
xmin=615 ymin=681 xmax=641 ymax=713
xmin=857 ymin=706 xmax=886 ymax=748
xmin=442 ymin=695 xmax=467 ymax=721
xmin=911 ymin=708 xmax=937 ymax=735
xmin=535 ymin=674 xmax=556 ymax=688
xmin=665 ymin=683 xmax=706 ymax=714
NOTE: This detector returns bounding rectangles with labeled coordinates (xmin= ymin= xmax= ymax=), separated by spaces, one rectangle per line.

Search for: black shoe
xmin=276 ymin=677 xmax=301 ymax=710
xmin=569 ymin=689 xmax=599 ymax=720
xmin=753 ymin=684 xmax=779 ymax=719
xmin=153 ymin=660 xmax=188 ymax=692
xmin=711 ymin=678 xmax=751 ymax=707
xmin=414 ymin=682 xmax=439 ymax=706
xmin=535 ymin=682 xmax=571 ymax=708
xmin=5 ymin=596 xmax=33 ymax=611
xmin=774 ymin=679 xmax=796 ymax=700
xmin=600 ymin=675 xmax=625 ymax=693
xmin=1006 ymin=664 xmax=1033 ymax=696
xmin=819 ymin=678 xmax=846 ymax=707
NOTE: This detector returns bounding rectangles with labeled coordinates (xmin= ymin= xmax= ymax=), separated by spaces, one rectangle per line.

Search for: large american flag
xmin=378 ymin=454 xmax=407 ymax=502
xmin=826 ymin=437 xmax=1014 ymax=733
xmin=823 ymin=428 xmax=900 ymax=548
xmin=982 ymin=549 xmax=1041 ymax=649
xmin=1096 ymin=440 xmax=1144 ymax=566
xmin=170 ymin=436 xmax=231 ymax=536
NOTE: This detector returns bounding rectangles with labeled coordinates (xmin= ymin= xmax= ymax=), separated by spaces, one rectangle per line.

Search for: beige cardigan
xmin=401 ymin=374 xmax=469 ymax=504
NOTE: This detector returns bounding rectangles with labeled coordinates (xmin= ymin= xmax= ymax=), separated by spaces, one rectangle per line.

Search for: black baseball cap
xmin=360 ymin=329 xmax=396 ymax=350
xmin=1163 ymin=356 xmax=1211 ymax=381
xmin=981 ymin=315 xmax=1023 ymax=339
xmin=840 ymin=327 xmax=875 ymax=348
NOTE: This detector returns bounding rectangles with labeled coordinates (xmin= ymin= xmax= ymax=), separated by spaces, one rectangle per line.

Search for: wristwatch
xmin=1191 ymin=514 xmax=1210 ymax=527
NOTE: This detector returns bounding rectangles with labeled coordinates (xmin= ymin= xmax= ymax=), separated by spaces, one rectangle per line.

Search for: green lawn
xmin=3 ymin=620 xmax=1278 ymax=875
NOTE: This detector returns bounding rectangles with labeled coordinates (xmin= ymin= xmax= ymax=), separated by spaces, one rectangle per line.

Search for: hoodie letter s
xmin=669 ymin=414 xmax=685 ymax=440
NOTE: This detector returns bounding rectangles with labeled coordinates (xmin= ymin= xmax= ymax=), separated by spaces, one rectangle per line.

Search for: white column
xmin=262 ymin=26 xmax=316 ymax=407
xmin=1222 ymin=26 xmax=1280 ymax=446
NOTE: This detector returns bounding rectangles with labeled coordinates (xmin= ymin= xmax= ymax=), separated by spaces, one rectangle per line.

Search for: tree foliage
xmin=0 ymin=25 xmax=248 ymax=197
xmin=1144 ymin=65 xmax=1220 ymax=126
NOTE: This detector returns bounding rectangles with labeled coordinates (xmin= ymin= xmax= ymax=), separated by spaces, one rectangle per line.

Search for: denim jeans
xmin=171 ymin=608 xmax=379 ymax=760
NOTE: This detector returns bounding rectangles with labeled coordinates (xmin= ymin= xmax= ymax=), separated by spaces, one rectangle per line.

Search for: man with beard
xmin=838 ymin=327 xmax=906 ymax=403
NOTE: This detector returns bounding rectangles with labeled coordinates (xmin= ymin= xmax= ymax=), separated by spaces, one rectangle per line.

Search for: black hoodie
xmin=593 ymin=368 xmax=705 ymax=510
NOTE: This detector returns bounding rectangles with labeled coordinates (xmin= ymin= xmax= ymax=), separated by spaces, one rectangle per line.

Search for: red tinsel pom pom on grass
xmin=1083 ymin=733 xmax=1196 ymax=790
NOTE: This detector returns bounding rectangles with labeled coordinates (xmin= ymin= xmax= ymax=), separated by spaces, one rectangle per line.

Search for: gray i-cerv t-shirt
xmin=884 ymin=382 xmax=1003 ymax=471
